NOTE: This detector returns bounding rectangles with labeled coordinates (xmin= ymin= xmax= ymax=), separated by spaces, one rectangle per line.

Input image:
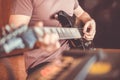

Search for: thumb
xmin=35 ymin=21 xmax=43 ymax=27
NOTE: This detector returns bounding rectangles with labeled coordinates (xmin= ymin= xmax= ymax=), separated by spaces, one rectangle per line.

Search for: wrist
xmin=79 ymin=11 xmax=93 ymax=23
xmin=85 ymin=18 xmax=94 ymax=23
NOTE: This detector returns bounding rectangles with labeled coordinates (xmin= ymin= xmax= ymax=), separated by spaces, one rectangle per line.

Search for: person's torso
xmin=29 ymin=0 xmax=76 ymax=26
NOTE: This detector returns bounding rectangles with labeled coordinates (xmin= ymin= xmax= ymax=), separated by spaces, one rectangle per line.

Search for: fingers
xmin=34 ymin=21 xmax=60 ymax=52
xmin=83 ymin=21 xmax=90 ymax=35
xmin=42 ymin=33 xmax=59 ymax=45
xmin=40 ymin=33 xmax=60 ymax=52
xmin=83 ymin=19 xmax=96 ymax=40
xmin=35 ymin=21 xmax=43 ymax=27
xmin=83 ymin=32 xmax=95 ymax=40
xmin=41 ymin=41 xmax=60 ymax=52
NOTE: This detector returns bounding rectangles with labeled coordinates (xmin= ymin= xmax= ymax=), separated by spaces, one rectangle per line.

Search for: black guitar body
xmin=52 ymin=10 xmax=94 ymax=50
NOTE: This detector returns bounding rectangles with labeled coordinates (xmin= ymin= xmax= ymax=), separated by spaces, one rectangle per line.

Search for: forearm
xmin=78 ymin=11 xmax=94 ymax=24
xmin=74 ymin=7 xmax=96 ymax=40
xmin=9 ymin=15 xmax=31 ymax=29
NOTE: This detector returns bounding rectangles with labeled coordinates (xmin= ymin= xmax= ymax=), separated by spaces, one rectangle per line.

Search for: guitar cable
xmin=80 ymin=38 xmax=86 ymax=50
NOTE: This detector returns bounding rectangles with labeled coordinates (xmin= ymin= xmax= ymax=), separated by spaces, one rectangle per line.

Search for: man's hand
xmin=83 ymin=19 xmax=96 ymax=41
xmin=39 ymin=33 xmax=60 ymax=52
xmin=35 ymin=22 xmax=60 ymax=52
xmin=74 ymin=7 xmax=96 ymax=41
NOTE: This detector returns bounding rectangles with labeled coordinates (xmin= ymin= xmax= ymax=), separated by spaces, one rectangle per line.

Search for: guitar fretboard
xmin=0 ymin=26 xmax=82 ymax=53
xmin=34 ymin=27 xmax=82 ymax=40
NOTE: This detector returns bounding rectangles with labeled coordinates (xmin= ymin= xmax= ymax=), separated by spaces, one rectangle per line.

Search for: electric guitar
xmin=52 ymin=11 xmax=94 ymax=50
xmin=0 ymin=11 xmax=94 ymax=54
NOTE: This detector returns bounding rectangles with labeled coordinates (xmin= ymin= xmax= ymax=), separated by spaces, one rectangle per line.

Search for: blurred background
xmin=78 ymin=0 xmax=120 ymax=49
xmin=0 ymin=0 xmax=120 ymax=49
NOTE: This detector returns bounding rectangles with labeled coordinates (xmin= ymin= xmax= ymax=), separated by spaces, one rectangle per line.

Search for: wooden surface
xmin=0 ymin=1 xmax=27 ymax=79
xmin=0 ymin=0 xmax=3 ymax=27
xmin=0 ymin=0 xmax=12 ymax=36
xmin=0 ymin=48 xmax=120 ymax=80
xmin=0 ymin=0 xmax=12 ymax=27
xmin=27 ymin=48 xmax=120 ymax=80
xmin=0 ymin=54 xmax=27 ymax=80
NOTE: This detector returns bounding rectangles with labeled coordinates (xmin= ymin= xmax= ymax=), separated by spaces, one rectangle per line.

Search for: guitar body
xmin=53 ymin=11 xmax=94 ymax=50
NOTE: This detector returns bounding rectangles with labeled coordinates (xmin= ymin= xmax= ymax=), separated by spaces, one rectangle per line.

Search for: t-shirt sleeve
xmin=11 ymin=0 xmax=33 ymax=16
xmin=74 ymin=0 xmax=84 ymax=17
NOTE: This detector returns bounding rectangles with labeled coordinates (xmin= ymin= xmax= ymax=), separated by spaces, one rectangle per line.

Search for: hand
xmin=39 ymin=33 xmax=60 ymax=52
xmin=83 ymin=19 xmax=96 ymax=41
xmin=35 ymin=22 xmax=60 ymax=52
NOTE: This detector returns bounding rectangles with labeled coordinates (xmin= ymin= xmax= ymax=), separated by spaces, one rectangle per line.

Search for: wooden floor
xmin=0 ymin=54 xmax=27 ymax=80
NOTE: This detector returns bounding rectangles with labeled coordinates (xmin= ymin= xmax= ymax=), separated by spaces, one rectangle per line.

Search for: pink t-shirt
xmin=11 ymin=0 xmax=83 ymax=70
xmin=11 ymin=0 xmax=80 ymax=26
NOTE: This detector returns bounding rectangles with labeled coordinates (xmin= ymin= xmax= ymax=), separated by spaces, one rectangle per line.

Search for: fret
xmin=61 ymin=28 xmax=67 ymax=38
xmin=68 ymin=28 xmax=75 ymax=38
xmin=56 ymin=28 xmax=64 ymax=38
xmin=70 ymin=28 xmax=81 ymax=38
xmin=69 ymin=28 xmax=75 ymax=38
xmin=44 ymin=27 xmax=51 ymax=33
xmin=61 ymin=28 xmax=66 ymax=34
xmin=65 ymin=28 xmax=73 ymax=38
xmin=34 ymin=27 xmax=44 ymax=37
xmin=51 ymin=27 xmax=71 ymax=39
xmin=60 ymin=28 xmax=67 ymax=38
xmin=50 ymin=28 xmax=58 ymax=34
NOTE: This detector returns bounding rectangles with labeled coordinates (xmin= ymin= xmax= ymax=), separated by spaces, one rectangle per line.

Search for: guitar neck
xmin=0 ymin=26 xmax=82 ymax=54
xmin=34 ymin=27 xmax=82 ymax=40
